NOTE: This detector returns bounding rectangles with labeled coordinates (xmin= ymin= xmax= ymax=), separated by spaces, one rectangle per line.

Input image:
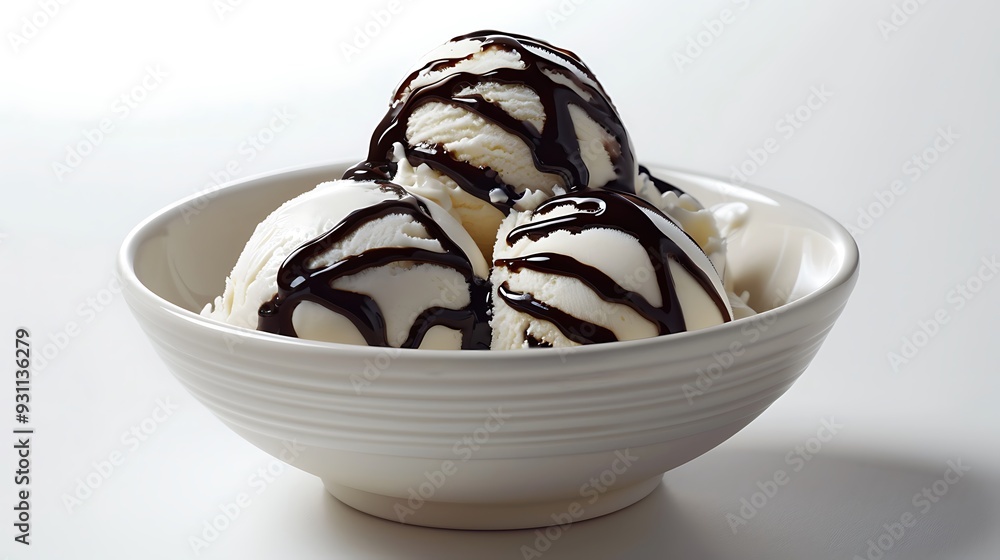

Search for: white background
xmin=2 ymin=1 xmax=999 ymax=558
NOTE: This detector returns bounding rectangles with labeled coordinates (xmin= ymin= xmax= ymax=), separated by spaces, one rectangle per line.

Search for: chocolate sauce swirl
xmin=255 ymin=32 xmax=715 ymax=350
xmin=258 ymin=184 xmax=491 ymax=350
xmin=345 ymin=30 xmax=637 ymax=213
xmin=498 ymin=282 xmax=617 ymax=345
xmin=496 ymin=190 xmax=731 ymax=345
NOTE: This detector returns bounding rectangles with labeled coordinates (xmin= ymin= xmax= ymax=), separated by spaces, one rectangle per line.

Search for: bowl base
xmin=323 ymin=475 xmax=663 ymax=530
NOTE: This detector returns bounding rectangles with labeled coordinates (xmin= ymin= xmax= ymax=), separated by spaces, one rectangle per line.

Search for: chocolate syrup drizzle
xmin=638 ymin=164 xmax=685 ymax=197
xmin=345 ymin=30 xmax=637 ymax=212
xmin=257 ymin=184 xmax=491 ymax=350
xmin=496 ymin=190 xmax=731 ymax=345
xmin=256 ymin=32 xmax=712 ymax=350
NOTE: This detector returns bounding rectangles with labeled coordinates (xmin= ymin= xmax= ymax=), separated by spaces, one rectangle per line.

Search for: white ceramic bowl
xmin=119 ymin=162 xmax=858 ymax=530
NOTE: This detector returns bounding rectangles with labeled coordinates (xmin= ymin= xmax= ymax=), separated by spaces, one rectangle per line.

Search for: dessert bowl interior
xmin=134 ymin=163 xmax=850 ymax=318
xmin=119 ymin=161 xmax=858 ymax=529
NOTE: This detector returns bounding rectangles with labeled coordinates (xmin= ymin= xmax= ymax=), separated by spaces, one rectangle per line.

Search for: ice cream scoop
xmin=201 ymin=180 xmax=491 ymax=350
xmin=346 ymin=30 xmax=638 ymax=255
xmin=490 ymin=189 xmax=733 ymax=349
xmin=203 ymin=30 xmax=748 ymax=350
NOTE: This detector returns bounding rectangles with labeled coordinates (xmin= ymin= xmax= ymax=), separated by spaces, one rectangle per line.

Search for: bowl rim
xmin=117 ymin=159 xmax=860 ymax=362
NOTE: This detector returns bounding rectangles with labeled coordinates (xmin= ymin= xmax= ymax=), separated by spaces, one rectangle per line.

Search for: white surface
xmin=1 ymin=1 xmax=998 ymax=558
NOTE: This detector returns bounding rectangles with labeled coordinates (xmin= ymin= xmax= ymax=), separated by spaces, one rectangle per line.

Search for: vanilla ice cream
xmin=202 ymin=180 xmax=491 ymax=350
xmin=204 ymin=30 xmax=751 ymax=350
xmin=490 ymin=190 xmax=733 ymax=349
xmin=346 ymin=30 xmax=638 ymax=256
